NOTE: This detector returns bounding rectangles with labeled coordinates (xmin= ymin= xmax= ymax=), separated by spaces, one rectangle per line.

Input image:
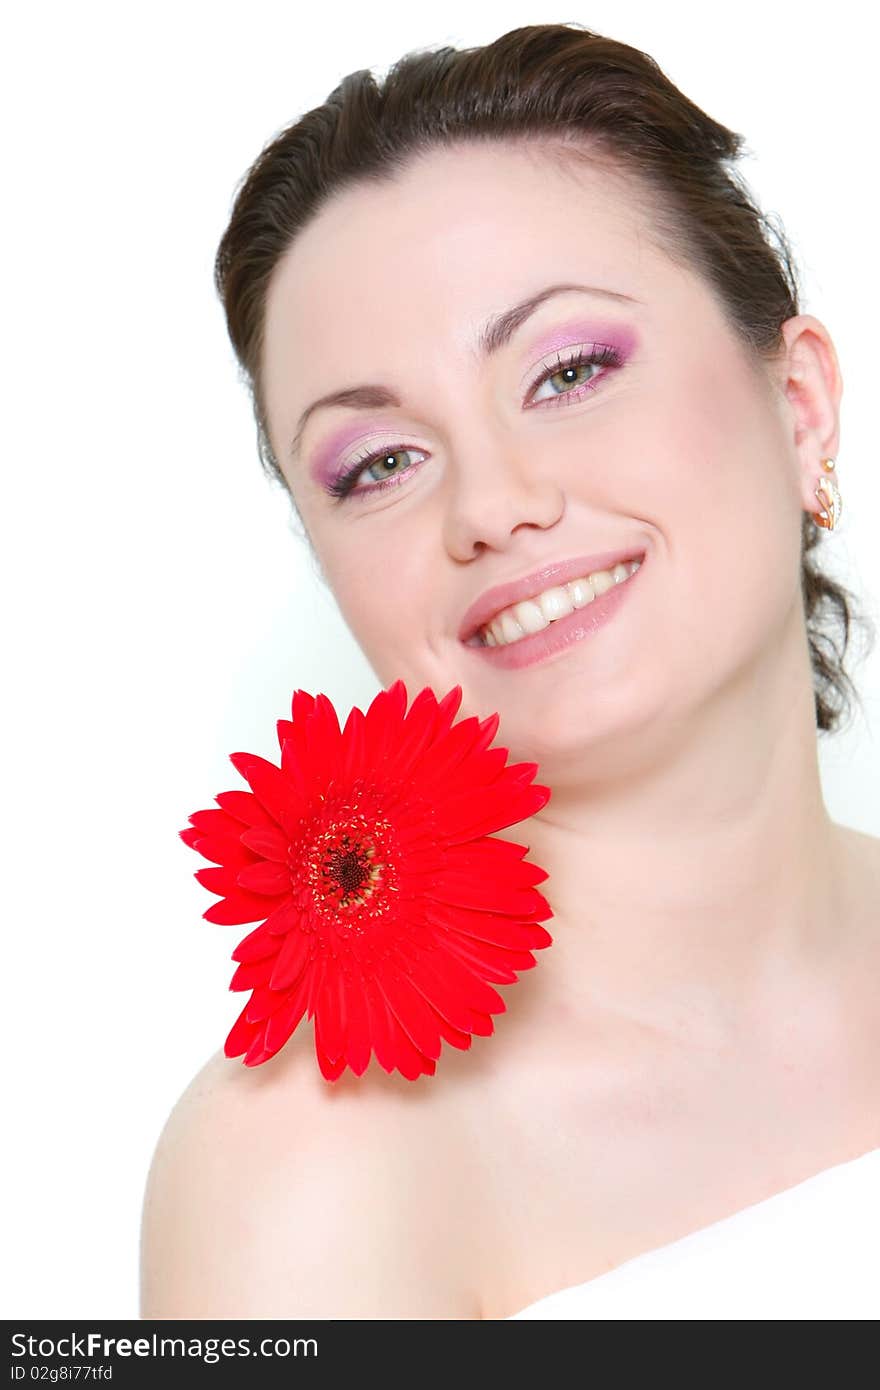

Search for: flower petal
xmin=431 ymin=1010 xmax=474 ymax=1051
xmin=291 ymin=687 xmax=318 ymax=725
xmin=224 ymin=998 xmax=261 ymax=1059
xmin=441 ymin=930 xmax=535 ymax=983
xmin=339 ymin=969 xmax=371 ymax=1076
xmin=194 ymin=866 xmax=241 ymax=896
xmin=376 ymin=965 xmax=443 ymax=1061
xmin=244 ymin=1026 xmax=272 ymax=1066
xmin=472 ymin=710 xmax=501 ymax=754
xmin=215 ymin=788 xmax=277 ymax=828
xmin=408 ymin=714 xmax=484 ymax=792
xmin=229 ymin=959 xmax=270 ymax=992
xmin=433 ymin=835 xmax=531 ymax=871
xmin=381 ymin=684 xmax=439 ymax=785
xmin=238 ymin=825 xmax=290 ymax=862
xmin=440 ymin=744 xmax=510 ymax=798
xmin=229 ymin=751 xmax=304 ymax=823
xmin=362 ymin=969 xmax=437 ymax=1078
xmin=364 ymin=680 xmax=408 ymax=768
xmin=436 ymin=778 xmax=552 ymax=843
xmin=431 ymin=908 xmax=554 ymax=951
xmin=338 ymin=704 xmax=367 ymax=786
xmin=187 ymin=807 xmax=243 ymax=835
xmin=264 ymin=971 xmax=311 ymax=1055
xmin=314 ymin=962 xmax=345 ymax=1064
xmin=268 ymin=925 xmax=312 ymax=990
xmin=304 ymin=947 xmax=323 ymax=1021
xmin=361 ymin=975 xmax=396 ymax=1073
xmin=398 ymin=950 xmax=490 ymax=1033
xmin=264 ymin=897 xmax=305 ymax=936
xmin=428 ymin=870 xmax=549 ymax=917
xmin=245 ymin=981 xmax=290 ymax=1024
xmin=398 ymin=930 xmax=507 ymax=1018
xmin=468 ymin=1011 xmax=495 ymax=1037
xmin=304 ymin=693 xmax=343 ymax=790
xmin=432 ymin=684 xmax=464 ymax=738
xmin=182 ymin=831 xmax=256 ymax=869
xmin=279 ymin=732 xmax=312 ymax=806
xmin=203 ymin=888 xmax=287 ymax=925
xmin=236 ymin=861 xmax=292 ymax=895
xmin=231 ymin=921 xmax=279 ymax=964
xmin=315 ymin=1041 xmax=347 ymax=1082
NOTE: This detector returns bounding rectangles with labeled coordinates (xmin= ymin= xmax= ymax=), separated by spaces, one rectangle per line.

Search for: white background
xmin=2 ymin=0 xmax=877 ymax=1320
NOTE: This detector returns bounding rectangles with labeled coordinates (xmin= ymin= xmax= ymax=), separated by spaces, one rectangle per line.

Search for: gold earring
xmin=812 ymin=459 xmax=842 ymax=530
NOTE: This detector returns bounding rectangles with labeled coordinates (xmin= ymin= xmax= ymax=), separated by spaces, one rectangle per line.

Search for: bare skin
xmin=469 ymin=823 xmax=880 ymax=1318
xmin=140 ymin=828 xmax=879 ymax=1318
xmin=140 ymin=139 xmax=879 ymax=1319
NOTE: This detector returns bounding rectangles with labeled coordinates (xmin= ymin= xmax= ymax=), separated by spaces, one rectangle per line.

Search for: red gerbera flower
xmin=179 ymin=679 xmax=554 ymax=1081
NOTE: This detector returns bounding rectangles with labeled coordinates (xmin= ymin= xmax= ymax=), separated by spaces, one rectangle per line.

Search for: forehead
xmin=265 ymin=140 xmax=651 ymax=341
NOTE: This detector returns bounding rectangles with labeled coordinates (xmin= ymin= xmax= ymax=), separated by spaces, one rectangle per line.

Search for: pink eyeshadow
xmin=308 ymin=316 xmax=640 ymax=487
xmin=525 ymin=317 xmax=640 ymax=368
xmin=310 ymin=421 xmax=388 ymax=490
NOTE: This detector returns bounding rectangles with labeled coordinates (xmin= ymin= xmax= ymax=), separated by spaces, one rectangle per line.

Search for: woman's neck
xmin=494 ymin=651 xmax=847 ymax=1047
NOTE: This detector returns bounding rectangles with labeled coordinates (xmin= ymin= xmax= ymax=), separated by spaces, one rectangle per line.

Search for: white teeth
xmin=479 ymin=559 xmax=642 ymax=647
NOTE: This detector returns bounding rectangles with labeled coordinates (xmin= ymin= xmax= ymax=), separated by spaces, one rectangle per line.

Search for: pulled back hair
xmin=213 ymin=21 xmax=874 ymax=735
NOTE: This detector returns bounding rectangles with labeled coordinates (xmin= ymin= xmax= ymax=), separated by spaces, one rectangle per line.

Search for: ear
xmin=775 ymin=314 xmax=843 ymax=519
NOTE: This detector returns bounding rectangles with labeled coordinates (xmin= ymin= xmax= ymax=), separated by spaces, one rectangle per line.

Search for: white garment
xmin=507 ymin=1146 xmax=880 ymax=1319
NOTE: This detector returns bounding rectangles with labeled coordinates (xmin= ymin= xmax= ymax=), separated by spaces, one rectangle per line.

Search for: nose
xmin=442 ymin=434 xmax=566 ymax=560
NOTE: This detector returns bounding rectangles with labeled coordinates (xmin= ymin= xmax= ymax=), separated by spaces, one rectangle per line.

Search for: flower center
xmin=294 ymin=779 xmax=403 ymax=936
xmin=325 ymin=835 xmax=374 ymax=900
xmin=311 ymin=814 xmax=389 ymax=919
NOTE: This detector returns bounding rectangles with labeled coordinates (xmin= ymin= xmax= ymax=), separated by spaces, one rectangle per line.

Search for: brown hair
xmin=213 ymin=21 xmax=874 ymax=735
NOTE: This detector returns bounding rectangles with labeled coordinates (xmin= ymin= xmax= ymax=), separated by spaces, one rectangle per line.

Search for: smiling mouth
xmin=463 ymin=555 xmax=645 ymax=648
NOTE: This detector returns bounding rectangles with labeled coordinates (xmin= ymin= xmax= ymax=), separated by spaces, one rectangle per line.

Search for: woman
xmin=140 ymin=23 xmax=879 ymax=1319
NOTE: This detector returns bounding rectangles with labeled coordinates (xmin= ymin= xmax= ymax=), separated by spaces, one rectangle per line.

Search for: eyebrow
xmin=288 ymin=282 xmax=642 ymax=462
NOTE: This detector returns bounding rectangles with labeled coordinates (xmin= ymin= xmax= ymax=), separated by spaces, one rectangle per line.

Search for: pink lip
xmin=457 ymin=548 xmax=646 ymax=643
xmin=464 ymin=556 xmax=645 ymax=670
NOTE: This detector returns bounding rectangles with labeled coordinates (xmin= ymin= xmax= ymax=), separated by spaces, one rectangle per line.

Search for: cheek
xmin=316 ymin=538 xmax=430 ymax=666
xmin=690 ymin=386 xmax=803 ymax=660
xmin=625 ymin=351 xmax=803 ymax=675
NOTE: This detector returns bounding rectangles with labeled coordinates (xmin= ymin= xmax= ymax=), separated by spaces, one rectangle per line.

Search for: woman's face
xmin=261 ymin=140 xmax=816 ymax=778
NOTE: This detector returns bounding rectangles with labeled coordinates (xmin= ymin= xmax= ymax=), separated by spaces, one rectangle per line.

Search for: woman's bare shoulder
xmin=139 ymin=1033 xmax=484 ymax=1319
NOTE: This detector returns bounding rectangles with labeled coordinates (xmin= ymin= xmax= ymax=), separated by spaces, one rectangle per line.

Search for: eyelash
xmin=327 ymin=342 xmax=623 ymax=502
